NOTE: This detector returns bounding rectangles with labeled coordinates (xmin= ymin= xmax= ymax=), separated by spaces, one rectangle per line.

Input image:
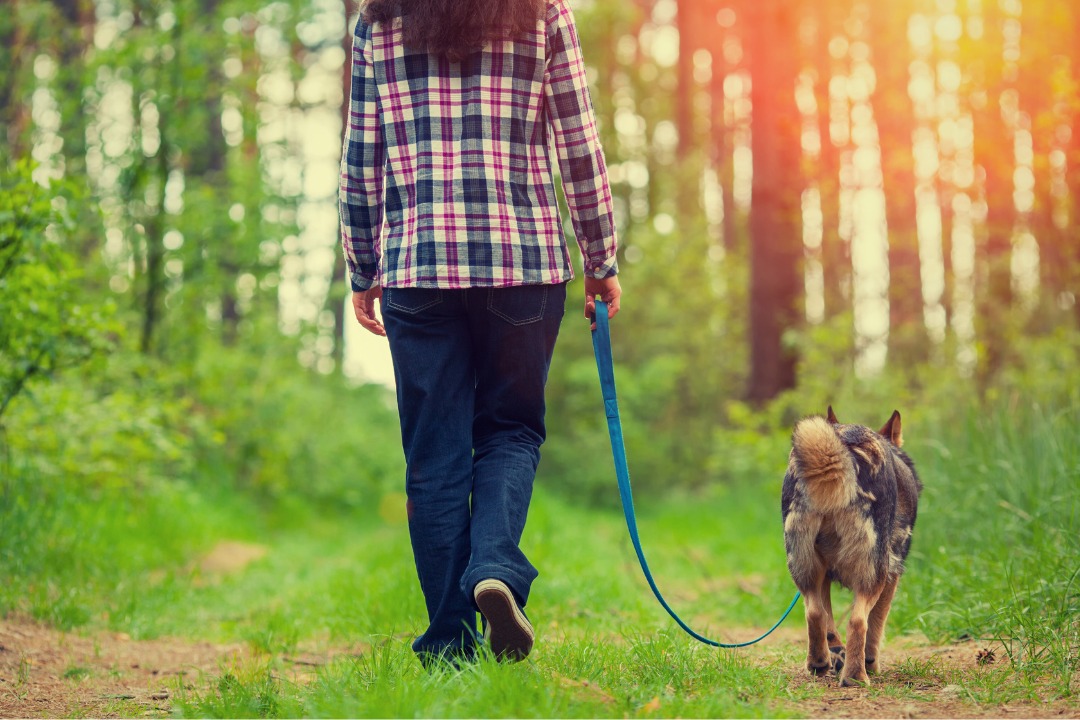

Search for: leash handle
xmin=590 ymin=298 xmax=800 ymax=648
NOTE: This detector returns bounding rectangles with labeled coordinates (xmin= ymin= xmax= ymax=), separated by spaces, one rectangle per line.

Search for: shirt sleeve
xmin=544 ymin=0 xmax=619 ymax=279
xmin=339 ymin=17 xmax=385 ymax=292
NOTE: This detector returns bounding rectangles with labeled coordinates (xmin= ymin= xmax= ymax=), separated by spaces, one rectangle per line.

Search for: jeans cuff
xmin=461 ymin=565 xmax=536 ymax=609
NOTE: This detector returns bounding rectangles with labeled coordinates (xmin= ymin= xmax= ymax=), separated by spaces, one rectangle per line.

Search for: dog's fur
xmin=781 ymin=407 xmax=922 ymax=686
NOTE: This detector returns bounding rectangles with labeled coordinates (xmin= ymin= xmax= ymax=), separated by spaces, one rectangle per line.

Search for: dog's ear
xmin=826 ymin=405 xmax=839 ymax=424
xmin=879 ymin=410 xmax=902 ymax=447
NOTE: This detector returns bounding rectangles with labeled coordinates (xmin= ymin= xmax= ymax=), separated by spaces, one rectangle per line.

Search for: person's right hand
xmin=352 ymin=286 xmax=386 ymax=337
xmin=584 ymin=275 xmax=621 ymax=330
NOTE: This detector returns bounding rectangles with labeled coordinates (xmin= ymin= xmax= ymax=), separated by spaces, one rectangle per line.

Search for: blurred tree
xmin=1017 ymin=0 xmax=1068 ymax=313
xmin=50 ymin=0 xmax=95 ymax=182
xmin=813 ymin=0 xmax=850 ymax=320
xmin=326 ymin=0 xmax=355 ymax=372
xmin=674 ymin=0 xmax=705 ymax=227
xmin=674 ymin=0 xmax=695 ymax=159
xmin=0 ymin=4 xmax=29 ymax=159
xmin=746 ymin=0 xmax=803 ymax=403
xmin=871 ymin=0 xmax=926 ymax=363
xmin=1069 ymin=3 xmax=1080 ymax=325
xmin=705 ymin=8 xmax=742 ymax=254
xmin=969 ymin=0 xmax=1016 ymax=382
xmin=1015 ymin=0 xmax=1075 ymax=321
xmin=183 ymin=0 xmax=242 ymax=346
xmin=4 ymin=0 xmax=1079 ymax=504
xmin=931 ymin=25 xmax=958 ymax=330
xmin=126 ymin=1 xmax=170 ymax=354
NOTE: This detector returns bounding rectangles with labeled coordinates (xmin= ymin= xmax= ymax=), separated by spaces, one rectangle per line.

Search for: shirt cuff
xmin=584 ymin=254 xmax=619 ymax=279
xmin=350 ymin=271 xmax=376 ymax=292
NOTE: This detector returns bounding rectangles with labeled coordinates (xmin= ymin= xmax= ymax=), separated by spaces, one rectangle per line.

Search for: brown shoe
xmin=473 ymin=579 xmax=534 ymax=661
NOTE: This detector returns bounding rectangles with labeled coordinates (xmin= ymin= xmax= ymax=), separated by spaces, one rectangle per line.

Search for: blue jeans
xmin=381 ymin=282 xmax=566 ymax=662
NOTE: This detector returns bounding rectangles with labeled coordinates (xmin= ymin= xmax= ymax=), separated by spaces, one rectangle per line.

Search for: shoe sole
xmin=474 ymin=579 xmax=534 ymax=661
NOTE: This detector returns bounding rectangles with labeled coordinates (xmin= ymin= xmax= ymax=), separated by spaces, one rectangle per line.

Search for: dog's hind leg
xmin=821 ymin=576 xmax=845 ymax=673
xmin=839 ymin=584 xmax=884 ymax=687
xmin=864 ymin=576 xmax=898 ymax=675
xmin=802 ymin=567 xmax=833 ymax=676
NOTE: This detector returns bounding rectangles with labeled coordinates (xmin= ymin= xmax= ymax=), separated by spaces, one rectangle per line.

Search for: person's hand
xmin=584 ymin=275 xmax=621 ymax=330
xmin=352 ymin=285 xmax=386 ymax=336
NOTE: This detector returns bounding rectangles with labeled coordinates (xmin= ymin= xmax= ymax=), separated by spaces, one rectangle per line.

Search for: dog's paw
xmin=807 ymin=656 xmax=832 ymax=676
xmin=829 ymin=645 xmax=846 ymax=674
xmin=839 ymin=669 xmax=870 ymax=687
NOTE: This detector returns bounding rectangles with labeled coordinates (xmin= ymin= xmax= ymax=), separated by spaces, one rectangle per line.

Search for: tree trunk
xmin=674 ymin=0 xmax=701 ymax=227
xmin=1069 ymin=5 xmax=1080 ymax=326
xmin=708 ymin=31 xmax=740 ymax=254
xmin=1 ymin=0 xmax=32 ymax=158
xmin=746 ymin=0 xmax=802 ymax=404
xmin=141 ymin=145 xmax=170 ymax=355
xmin=814 ymin=0 xmax=847 ymax=320
xmin=327 ymin=0 xmax=356 ymax=372
xmin=1017 ymin=0 xmax=1065 ymax=310
xmin=971 ymin=0 xmax=1015 ymax=382
xmin=870 ymin=3 xmax=925 ymax=365
xmin=675 ymin=0 xmax=696 ymax=162
xmin=51 ymin=0 xmax=95 ymax=176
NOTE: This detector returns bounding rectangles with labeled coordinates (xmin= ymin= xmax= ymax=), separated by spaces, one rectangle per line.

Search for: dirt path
xmin=759 ymin=627 xmax=1078 ymax=718
xmin=1 ymin=617 xmax=1076 ymax=718
xmin=0 ymin=617 xmax=364 ymax=718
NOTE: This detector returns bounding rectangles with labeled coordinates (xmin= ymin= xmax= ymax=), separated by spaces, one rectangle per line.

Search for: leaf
xmin=641 ymin=696 xmax=661 ymax=713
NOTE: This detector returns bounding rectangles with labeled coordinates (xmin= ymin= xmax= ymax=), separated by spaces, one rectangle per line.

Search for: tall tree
xmin=326 ymin=0 xmax=355 ymax=372
xmin=1068 ymin=2 xmax=1080 ymax=325
xmin=969 ymin=0 xmax=1016 ymax=380
xmin=674 ymin=0 xmax=697 ymax=163
xmin=1 ymin=0 xmax=38 ymax=159
xmin=871 ymin=1 xmax=926 ymax=363
xmin=707 ymin=15 xmax=742 ymax=254
xmin=674 ymin=0 xmax=703 ymax=227
xmin=933 ymin=43 xmax=956 ymax=330
xmin=813 ymin=0 xmax=849 ymax=321
xmin=746 ymin=0 xmax=803 ymax=403
xmin=1018 ymin=0 xmax=1071 ymax=311
xmin=124 ymin=0 xmax=173 ymax=355
xmin=185 ymin=0 xmax=244 ymax=346
xmin=50 ymin=0 xmax=95 ymax=177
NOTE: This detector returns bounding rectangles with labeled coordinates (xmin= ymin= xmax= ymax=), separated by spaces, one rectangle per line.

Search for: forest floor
xmin=3 ymin=614 xmax=1077 ymax=719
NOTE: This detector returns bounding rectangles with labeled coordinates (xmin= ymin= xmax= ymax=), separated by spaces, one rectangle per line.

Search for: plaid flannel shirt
xmin=339 ymin=0 xmax=618 ymax=291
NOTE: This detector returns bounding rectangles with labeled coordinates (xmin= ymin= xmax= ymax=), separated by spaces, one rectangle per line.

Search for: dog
xmin=781 ymin=406 xmax=922 ymax=686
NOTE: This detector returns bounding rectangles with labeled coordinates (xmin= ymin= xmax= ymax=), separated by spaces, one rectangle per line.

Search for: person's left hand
xmin=585 ymin=275 xmax=622 ymax=331
xmin=352 ymin=286 xmax=385 ymax=336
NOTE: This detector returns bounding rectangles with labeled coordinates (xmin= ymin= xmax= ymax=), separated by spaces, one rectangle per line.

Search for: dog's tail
xmin=791 ymin=416 xmax=857 ymax=512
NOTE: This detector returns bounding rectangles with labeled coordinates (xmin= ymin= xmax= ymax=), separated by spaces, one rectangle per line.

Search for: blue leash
xmin=590 ymin=299 xmax=801 ymax=648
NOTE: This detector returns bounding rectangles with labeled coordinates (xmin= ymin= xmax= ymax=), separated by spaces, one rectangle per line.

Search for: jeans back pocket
xmin=385 ymin=287 xmax=443 ymax=315
xmin=487 ymin=284 xmax=562 ymax=326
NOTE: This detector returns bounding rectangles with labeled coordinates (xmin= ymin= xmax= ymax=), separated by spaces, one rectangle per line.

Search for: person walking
xmin=339 ymin=0 xmax=621 ymax=667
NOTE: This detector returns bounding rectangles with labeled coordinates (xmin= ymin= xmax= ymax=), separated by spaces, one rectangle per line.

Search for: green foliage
xmin=544 ymin=232 xmax=749 ymax=505
xmin=2 ymin=370 xmax=1077 ymax=714
xmin=896 ymin=398 xmax=1080 ymax=685
xmin=4 ymin=351 xmax=200 ymax=490
xmin=0 ymin=450 xmax=224 ymax=630
xmin=2 ymin=0 xmax=1079 ymax=713
xmin=187 ymin=335 xmax=404 ymax=510
xmin=0 ymin=160 xmax=113 ymax=422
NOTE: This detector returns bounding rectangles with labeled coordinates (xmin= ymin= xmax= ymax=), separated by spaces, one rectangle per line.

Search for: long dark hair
xmin=362 ymin=0 xmax=546 ymax=62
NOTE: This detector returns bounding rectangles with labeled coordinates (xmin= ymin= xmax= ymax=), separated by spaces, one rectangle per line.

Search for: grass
xmin=1 ymin=398 xmax=1077 ymax=717
xmin=171 ymin=633 xmax=809 ymax=718
xmin=902 ymin=401 xmax=1080 ymax=685
xmin=61 ymin=665 xmax=91 ymax=681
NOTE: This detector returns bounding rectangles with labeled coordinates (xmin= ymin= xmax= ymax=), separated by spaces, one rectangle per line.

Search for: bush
xmin=0 ymin=159 xmax=113 ymax=425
